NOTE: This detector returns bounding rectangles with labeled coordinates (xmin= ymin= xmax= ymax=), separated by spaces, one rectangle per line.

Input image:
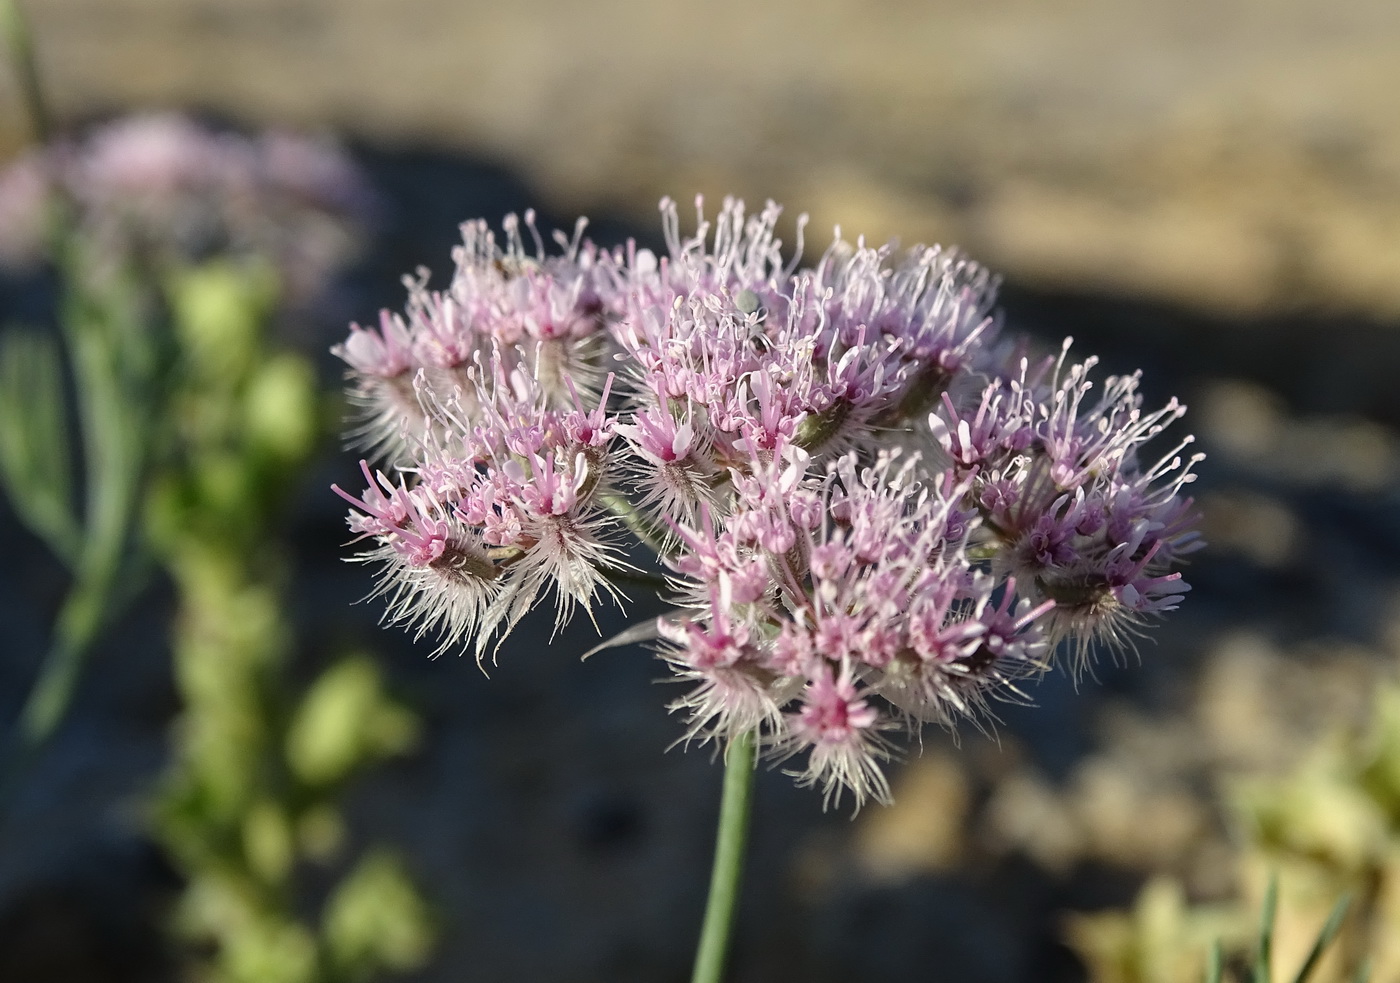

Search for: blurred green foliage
xmin=1066 ymin=878 xmax=1243 ymax=983
xmin=287 ymin=657 xmax=420 ymax=789
xmin=1 ymin=5 xmax=427 ymax=974
xmin=1229 ymin=683 xmax=1400 ymax=981
xmin=0 ymin=242 xmax=167 ymax=747
xmin=1070 ymin=677 xmax=1400 ymax=983
xmin=0 ymin=329 xmax=76 ymax=561
xmin=144 ymin=259 xmax=433 ymax=983
xmin=323 ymin=850 xmax=436 ymax=982
xmin=0 ymin=198 xmax=432 ymax=982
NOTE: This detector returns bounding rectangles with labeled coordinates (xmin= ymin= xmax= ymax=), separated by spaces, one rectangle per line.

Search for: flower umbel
xmin=335 ymin=195 xmax=1203 ymax=807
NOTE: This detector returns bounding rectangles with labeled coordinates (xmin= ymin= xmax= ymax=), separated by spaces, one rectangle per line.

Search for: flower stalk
xmin=692 ymin=729 xmax=757 ymax=983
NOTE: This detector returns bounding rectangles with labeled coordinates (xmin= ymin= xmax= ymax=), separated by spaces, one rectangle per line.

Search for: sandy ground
xmin=4 ymin=0 xmax=1400 ymax=317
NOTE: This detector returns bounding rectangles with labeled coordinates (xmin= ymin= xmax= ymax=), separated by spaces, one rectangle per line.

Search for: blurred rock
xmin=1197 ymin=379 xmax=1288 ymax=460
xmin=985 ymin=771 xmax=1084 ymax=875
xmin=1197 ymin=378 xmax=1399 ymax=492
xmin=1197 ymin=490 xmax=1300 ymax=569
xmin=852 ymin=751 xmax=969 ymax=883
xmin=1198 ymin=632 xmax=1378 ymax=771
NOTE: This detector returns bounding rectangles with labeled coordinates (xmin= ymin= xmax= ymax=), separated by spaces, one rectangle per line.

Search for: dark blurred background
xmin=2 ymin=2 xmax=1399 ymax=981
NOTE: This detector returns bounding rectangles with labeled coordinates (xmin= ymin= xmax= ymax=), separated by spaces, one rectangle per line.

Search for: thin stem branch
xmin=691 ymin=729 xmax=756 ymax=983
xmin=599 ymin=490 xmax=672 ymax=557
xmin=10 ymin=265 xmax=154 ymax=756
xmin=597 ymin=563 xmax=669 ymax=593
xmin=17 ymin=558 xmax=117 ymax=746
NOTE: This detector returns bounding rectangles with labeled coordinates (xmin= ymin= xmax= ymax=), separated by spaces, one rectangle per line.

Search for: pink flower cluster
xmin=334 ymin=197 xmax=1203 ymax=807
xmin=0 ymin=113 xmax=374 ymax=300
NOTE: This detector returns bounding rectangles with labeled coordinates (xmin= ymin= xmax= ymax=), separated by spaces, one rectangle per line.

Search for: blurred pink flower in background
xmin=0 ymin=112 xmax=377 ymax=302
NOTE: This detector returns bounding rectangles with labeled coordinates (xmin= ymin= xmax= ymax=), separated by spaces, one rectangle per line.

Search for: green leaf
xmin=243 ymin=800 xmax=295 ymax=886
xmin=223 ymin=917 xmax=319 ymax=983
xmin=1289 ymin=893 xmax=1350 ymax=983
xmin=1206 ymin=941 xmax=1223 ymax=983
xmin=321 ymin=850 xmax=434 ymax=981
xmin=243 ymin=353 xmax=318 ymax=467
xmin=165 ymin=259 xmax=279 ymax=383
xmin=0 ymin=328 xmax=79 ymax=562
xmin=1253 ymin=874 xmax=1277 ymax=983
xmin=285 ymin=656 xmax=418 ymax=788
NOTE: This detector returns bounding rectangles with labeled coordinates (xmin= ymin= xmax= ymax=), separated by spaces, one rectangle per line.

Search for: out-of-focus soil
xmin=5 ymin=0 xmax=1400 ymax=318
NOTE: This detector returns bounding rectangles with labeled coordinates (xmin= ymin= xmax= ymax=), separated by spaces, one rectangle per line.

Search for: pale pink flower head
xmin=334 ymin=196 xmax=1203 ymax=807
xmin=333 ymin=463 xmax=505 ymax=656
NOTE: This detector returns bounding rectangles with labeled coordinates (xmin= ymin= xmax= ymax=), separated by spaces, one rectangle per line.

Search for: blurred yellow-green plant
xmin=1229 ymin=683 xmax=1400 ymax=981
xmin=146 ymin=260 xmax=433 ymax=983
xmin=2 ymin=7 xmax=429 ymax=974
xmin=1066 ymin=878 xmax=1244 ymax=983
xmin=1069 ymin=875 xmax=1359 ymax=983
xmin=1070 ymin=674 xmax=1400 ymax=983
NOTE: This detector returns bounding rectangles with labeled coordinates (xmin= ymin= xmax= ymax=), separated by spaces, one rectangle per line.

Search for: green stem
xmin=599 ymin=490 xmax=672 ymax=557
xmin=17 ymin=560 xmax=116 ymax=746
xmin=691 ymin=729 xmax=757 ymax=983
xmin=597 ymin=563 xmax=669 ymax=593
xmin=12 ymin=268 xmax=153 ymax=754
xmin=0 ymin=0 xmax=50 ymax=142
xmin=0 ymin=533 xmax=119 ymax=797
